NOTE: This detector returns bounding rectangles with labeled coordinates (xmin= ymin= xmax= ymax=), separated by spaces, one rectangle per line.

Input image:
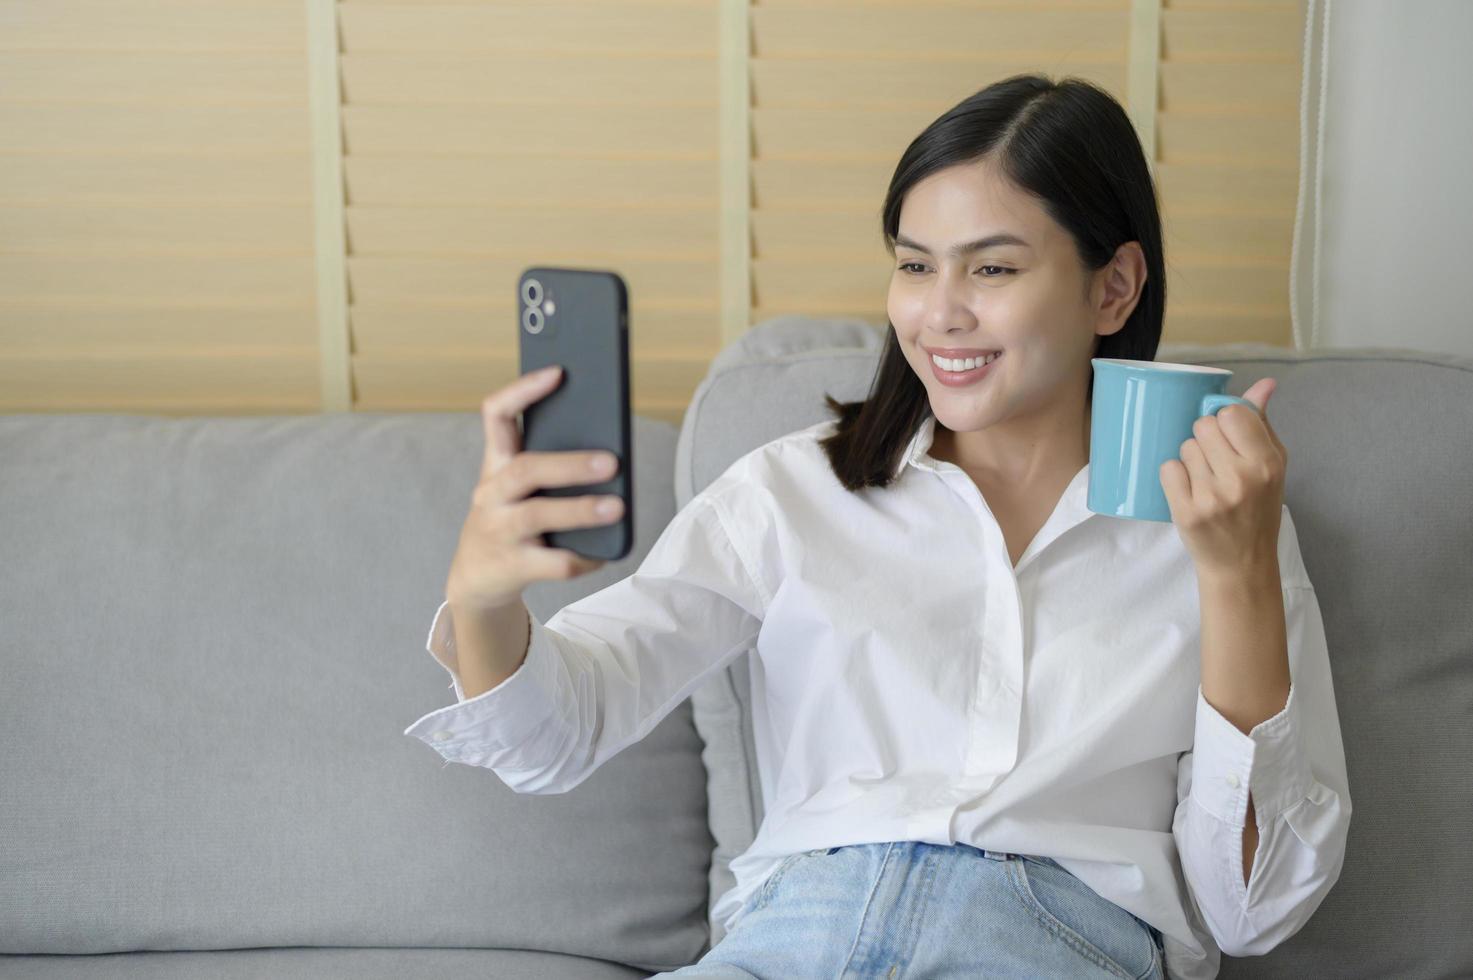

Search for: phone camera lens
xmin=523 ymin=306 xmax=544 ymax=334
xmin=521 ymin=279 xmax=543 ymax=306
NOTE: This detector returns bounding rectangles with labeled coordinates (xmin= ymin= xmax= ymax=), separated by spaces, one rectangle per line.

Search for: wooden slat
xmin=718 ymin=0 xmax=751 ymax=346
xmin=754 ymin=106 xmax=950 ymax=159
xmin=350 ymin=305 xmax=722 ymax=360
xmin=308 ymin=0 xmax=351 ymax=413
xmin=0 ymin=306 xmax=312 ymax=352
xmin=1166 ymin=310 xmax=1288 ymax=346
xmin=0 ymin=255 xmax=314 ymax=302
xmin=0 ymin=349 xmax=317 ymax=409
xmin=343 ymin=104 xmax=715 ymax=156
xmin=752 ymin=7 xmax=1129 ymax=58
xmin=1160 ymin=61 xmax=1299 ymax=110
xmin=345 ymin=156 xmax=715 ymax=207
xmin=1 ymin=205 xmax=311 ymax=252
xmin=1166 ymin=259 xmax=1288 ymax=312
xmin=1155 ymin=161 xmax=1298 ymax=214
xmin=1156 ymin=110 xmax=1297 ymax=165
xmin=752 ymin=57 xmax=1124 ymax=106
xmin=348 ymin=256 xmax=718 ymax=306
xmin=753 ymin=158 xmax=891 ymax=207
xmin=1161 ymin=7 xmax=1303 ymax=60
xmin=0 ymin=105 xmax=310 ymax=153
xmin=346 ymin=206 xmax=716 ymax=258
xmin=0 ymin=154 xmax=310 ymax=205
xmin=1163 ymin=212 xmax=1292 ymax=261
xmin=0 ymin=1 xmax=306 ymax=51
xmin=752 ymin=258 xmax=887 ymax=308
xmin=752 ymin=208 xmax=884 ymax=257
xmin=340 ymin=51 xmax=716 ymax=105
xmin=0 ymin=51 xmax=305 ymax=103
xmin=352 ymin=350 xmax=709 ymax=411
xmin=337 ymin=4 xmax=717 ymax=53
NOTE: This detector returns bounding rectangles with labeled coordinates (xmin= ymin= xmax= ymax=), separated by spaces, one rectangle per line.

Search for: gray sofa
xmin=2 ymin=316 xmax=1470 ymax=979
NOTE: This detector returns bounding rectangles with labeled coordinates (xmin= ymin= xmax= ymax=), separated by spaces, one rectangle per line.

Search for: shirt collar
xmin=894 ymin=414 xmax=1096 ymax=529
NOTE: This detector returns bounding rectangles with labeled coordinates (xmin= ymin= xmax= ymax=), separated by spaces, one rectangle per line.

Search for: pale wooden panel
xmin=0 ymin=153 xmax=310 ymax=205
xmin=0 ymin=1 xmax=305 ymax=51
xmin=0 ymin=51 xmax=305 ymax=103
xmin=2 ymin=205 xmax=312 ymax=253
xmin=0 ymin=306 xmax=313 ymax=351
xmin=752 ymin=58 xmax=1124 ymax=107
xmin=752 ymin=7 xmax=1129 ymax=59
xmin=352 ymin=351 xmax=708 ymax=415
xmin=754 ymin=107 xmax=947 ymax=160
xmin=1156 ymin=111 xmax=1297 ymax=166
xmin=752 ymin=208 xmax=884 ymax=258
xmin=341 ymin=52 xmax=715 ymax=106
xmin=350 ymin=306 xmax=722 ymax=360
xmin=337 ymin=4 xmax=717 ymax=53
xmin=348 ymin=257 xmax=718 ymax=307
xmin=0 ymin=105 xmax=311 ymax=153
xmin=0 ymin=349 xmax=317 ymax=413
xmin=0 ymin=255 xmax=314 ymax=303
xmin=1155 ymin=162 xmax=1298 ymax=215
xmin=1161 ymin=7 xmax=1304 ymax=60
xmin=749 ymin=304 xmax=886 ymax=328
xmin=752 ymin=258 xmax=888 ymax=309
xmin=344 ymin=104 xmax=715 ymax=156
xmin=1159 ymin=61 xmax=1299 ymax=110
xmin=1167 ymin=260 xmax=1288 ymax=312
xmin=346 ymin=156 xmax=715 ymax=207
xmin=1166 ymin=310 xmax=1288 ymax=346
xmin=347 ymin=206 xmax=715 ymax=258
xmin=753 ymin=159 xmax=890 ymax=208
xmin=1163 ymin=212 xmax=1293 ymax=261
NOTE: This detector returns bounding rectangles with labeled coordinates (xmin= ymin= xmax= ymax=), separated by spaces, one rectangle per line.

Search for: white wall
xmin=1295 ymin=0 xmax=1473 ymax=357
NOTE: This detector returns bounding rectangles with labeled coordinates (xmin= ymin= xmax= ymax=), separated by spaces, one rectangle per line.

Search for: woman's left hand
xmin=1160 ymin=378 xmax=1288 ymax=579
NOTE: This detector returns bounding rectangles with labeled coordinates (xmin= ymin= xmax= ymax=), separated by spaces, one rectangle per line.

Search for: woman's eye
xmin=897 ymin=262 xmax=1012 ymax=277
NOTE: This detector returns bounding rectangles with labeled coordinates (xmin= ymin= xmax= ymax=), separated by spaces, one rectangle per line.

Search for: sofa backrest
xmin=679 ymin=316 xmax=1473 ymax=979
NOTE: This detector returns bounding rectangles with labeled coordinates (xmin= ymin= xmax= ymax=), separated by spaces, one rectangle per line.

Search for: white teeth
xmin=931 ymin=352 xmax=999 ymax=372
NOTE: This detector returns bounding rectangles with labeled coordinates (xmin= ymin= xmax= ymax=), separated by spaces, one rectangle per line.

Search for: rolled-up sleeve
xmin=1171 ymin=581 xmax=1353 ymax=957
xmin=403 ymin=485 xmax=769 ymax=794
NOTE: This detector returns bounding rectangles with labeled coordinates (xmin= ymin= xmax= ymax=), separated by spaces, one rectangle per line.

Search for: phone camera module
xmin=522 ymin=305 xmax=544 ymax=334
xmin=521 ymin=278 xmax=543 ymax=306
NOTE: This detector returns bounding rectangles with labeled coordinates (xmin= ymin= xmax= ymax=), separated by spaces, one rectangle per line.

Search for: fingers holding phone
xmin=445 ymin=366 xmax=623 ymax=612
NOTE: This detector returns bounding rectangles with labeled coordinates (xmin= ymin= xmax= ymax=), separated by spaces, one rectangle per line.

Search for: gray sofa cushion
xmin=0 ymin=411 xmax=703 ymax=976
xmin=682 ymin=319 xmax=1473 ymax=979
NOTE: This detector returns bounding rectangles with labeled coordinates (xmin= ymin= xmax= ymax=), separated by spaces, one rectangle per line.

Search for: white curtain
xmin=1291 ymin=0 xmax=1473 ymax=357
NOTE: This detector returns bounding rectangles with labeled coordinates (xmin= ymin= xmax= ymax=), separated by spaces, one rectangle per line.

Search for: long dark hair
xmin=819 ymin=74 xmax=1165 ymax=491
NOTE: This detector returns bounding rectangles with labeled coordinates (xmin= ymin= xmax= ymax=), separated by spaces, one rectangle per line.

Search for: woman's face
xmin=887 ymin=158 xmax=1127 ymax=447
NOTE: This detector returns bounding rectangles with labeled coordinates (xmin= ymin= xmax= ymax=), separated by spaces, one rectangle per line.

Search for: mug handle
xmin=1200 ymin=393 xmax=1256 ymax=418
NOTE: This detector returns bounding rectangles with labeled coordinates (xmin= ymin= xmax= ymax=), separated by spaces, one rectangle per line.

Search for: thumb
xmin=1243 ymin=377 xmax=1276 ymax=417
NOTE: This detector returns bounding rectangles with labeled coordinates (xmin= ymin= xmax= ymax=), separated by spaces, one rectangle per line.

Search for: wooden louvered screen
xmin=1158 ymin=0 xmax=1307 ymax=345
xmin=0 ymin=1 xmax=319 ymax=413
xmin=0 ymin=0 xmax=1306 ymax=423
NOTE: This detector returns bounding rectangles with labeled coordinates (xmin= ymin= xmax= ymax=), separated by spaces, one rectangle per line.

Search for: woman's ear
xmin=1094 ymin=241 xmax=1146 ymax=334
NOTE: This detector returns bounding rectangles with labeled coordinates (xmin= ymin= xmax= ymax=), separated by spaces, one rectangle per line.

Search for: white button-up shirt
xmin=404 ymin=415 xmax=1351 ymax=980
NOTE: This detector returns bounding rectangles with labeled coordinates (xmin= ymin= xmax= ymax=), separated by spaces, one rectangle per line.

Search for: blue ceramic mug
xmin=1087 ymin=358 xmax=1257 ymax=523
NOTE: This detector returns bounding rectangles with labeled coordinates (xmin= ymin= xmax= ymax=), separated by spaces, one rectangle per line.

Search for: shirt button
xmin=432 ymin=731 xmax=452 ymax=742
xmin=1226 ymin=774 xmax=1241 ymax=788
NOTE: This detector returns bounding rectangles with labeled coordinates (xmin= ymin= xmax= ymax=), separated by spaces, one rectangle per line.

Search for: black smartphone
xmin=516 ymin=266 xmax=633 ymax=562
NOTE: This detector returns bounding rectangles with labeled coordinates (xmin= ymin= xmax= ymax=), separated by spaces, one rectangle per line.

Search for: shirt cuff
xmin=1190 ymin=681 xmax=1313 ymax=828
xmin=402 ymin=603 xmax=570 ymax=767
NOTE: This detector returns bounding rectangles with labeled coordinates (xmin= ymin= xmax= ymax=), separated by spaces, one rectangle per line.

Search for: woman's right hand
xmin=444 ymin=365 xmax=625 ymax=612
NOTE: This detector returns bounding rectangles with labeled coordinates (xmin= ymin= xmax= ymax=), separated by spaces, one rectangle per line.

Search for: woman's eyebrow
xmin=893 ymin=232 xmax=1032 ymax=255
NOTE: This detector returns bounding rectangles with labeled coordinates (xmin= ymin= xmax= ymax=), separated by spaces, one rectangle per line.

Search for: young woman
xmin=409 ymin=74 xmax=1351 ymax=980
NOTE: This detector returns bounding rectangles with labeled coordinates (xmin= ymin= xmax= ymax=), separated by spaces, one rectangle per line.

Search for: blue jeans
xmin=651 ymin=841 xmax=1166 ymax=979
